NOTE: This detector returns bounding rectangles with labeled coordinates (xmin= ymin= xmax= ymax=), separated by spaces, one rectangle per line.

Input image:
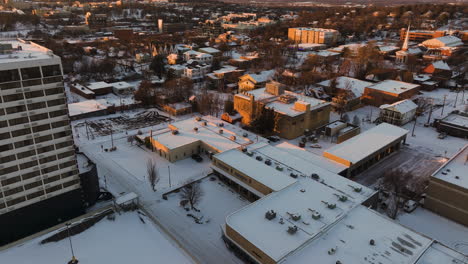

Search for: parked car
xmin=403 ymin=200 xmax=419 ymax=213
xmin=267 ymin=136 xmax=280 ymax=142
xmin=191 ymin=154 xmax=203 ymax=162
xmin=437 ymin=132 xmax=447 ymax=139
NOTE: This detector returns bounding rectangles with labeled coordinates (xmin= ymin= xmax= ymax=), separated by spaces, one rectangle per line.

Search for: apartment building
xmin=0 ymin=40 xmax=84 ymax=245
xmin=399 ymin=28 xmax=445 ymax=42
xmin=288 ymin=27 xmax=339 ymax=46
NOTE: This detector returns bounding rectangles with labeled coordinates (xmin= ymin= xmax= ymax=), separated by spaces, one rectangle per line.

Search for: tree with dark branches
xmin=180 ymin=182 xmax=204 ymax=211
xmin=147 ymin=159 xmax=159 ymax=192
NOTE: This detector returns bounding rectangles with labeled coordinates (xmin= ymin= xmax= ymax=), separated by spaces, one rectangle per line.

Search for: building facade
xmin=0 ymin=40 xmax=84 ymax=245
xmin=288 ymin=28 xmax=339 ymax=46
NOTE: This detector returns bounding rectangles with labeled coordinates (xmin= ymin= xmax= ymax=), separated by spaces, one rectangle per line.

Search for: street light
xmin=66 ymin=223 xmax=78 ymax=264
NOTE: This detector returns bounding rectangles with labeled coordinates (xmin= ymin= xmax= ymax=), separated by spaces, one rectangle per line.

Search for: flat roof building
xmin=362 ymin=80 xmax=420 ymax=107
xmin=426 ymin=145 xmax=468 ymax=226
xmin=288 ymin=27 xmax=339 ymax=46
xmin=323 ymin=123 xmax=408 ymax=177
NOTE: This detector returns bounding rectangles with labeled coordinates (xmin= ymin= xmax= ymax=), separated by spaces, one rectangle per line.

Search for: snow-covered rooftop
xmin=199 ymin=47 xmax=221 ymax=54
xmin=226 ymin=180 xmax=362 ymax=262
xmin=431 ymin=60 xmax=451 ymax=70
xmin=367 ymin=80 xmax=420 ymax=95
xmin=441 ymin=113 xmax=468 ymax=129
xmin=68 ymin=99 xmax=108 ymax=117
xmin=432 ymin=144 xmax=468 ymax=190
xmin=243 ymin=70 xmax=275 ymax=83
xmin=416 ymin=241 xmax=468 ymax=264
xmin=324 ymin=123 xmax=408 ymax=166
xmin=284 ymin=206 xmax=433 ymax=264
xmin=380 ymin=99 xmax=417 ymax=114
xmin=86 ymin=81 xmax=112 ymax=90
xmin=318 ymin=77 xmax=373 ymax=98
xmin=422 ymin=36 xmax=463 ymax=47
xmin=214 ymin=149 xmax=297 ymax=192
xmin=0 ymin=39 xmax=59 ymax=64
xmin=151 ymin=116 xmax=262 ymax=152
xmin=109 ymin=81 xmax=134 ymax=90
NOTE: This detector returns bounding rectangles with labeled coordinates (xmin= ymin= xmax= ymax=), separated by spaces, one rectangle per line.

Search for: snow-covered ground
xmin=398 ymin=207 xmax=468 ymax=255
xmin=0 ymin=212 xmax=194 ymax=264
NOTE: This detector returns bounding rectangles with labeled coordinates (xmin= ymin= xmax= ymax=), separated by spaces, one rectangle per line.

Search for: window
xmin=59 ymin=160 xmax=76 ymax=169
xmin=57 ymin=150 xmax=74 ymax=159
xmin=4 ymin=186 xmax=24 ymax=197
xmin=8 ymin=117 xmax=29 ymax=126
xmin=63 ymin=179 xmax=80 ymax=188
xmin=6 ymin=196 xmax=26 ymax=207
xmin=47 ymin=98 xmax=65 ymax=107
xmin=32 ymin=123 xmax=51 ymax=133
xmin=0 ymin=69 xmax=20 ymax=83
xmin=24 ymin=180 xmax=42 ymax=190
xmin=51 ymin=121 xmax=68 ymax=129
xmin=30 ymin=113 xmax=48 ymax=122
xmin=46 ymin=185 xmax=61 ymax=194
xmin=16 ymin=150 xmax=36 ymax=159
xmin=21 ymin=170 xmax=40 ymax=181
xmin=0 ymin=165 xmax=19 ymax=175
xmin=39 ymin=155 xmax=57 ymax=164
xmin=49 ymin=110 xmax=67 ymax=118
xmin=1 ymin=176 xmax=21 ymax=186
xmin=45 ymin=88 xmax=62 ymax=96
xmin=27 ymin=190 xmax=45 ymax=200
xmin=0 ymin=154 xmax=16 ymax=164
xmin=25 ymin=90 xmax=44 ymax=99
xmin=41 ymin=65 xmax=61 ymax=77
xmin=20 ymin=67 xmax=41 ymax=80
xmin=0 ymin=120 xmax=7 ymax=128
xmin=44 ymin=175 xmax=60 ymax=184
xmin=53 ymin=130 xmax=71 ymax=139
xmin=56 ymin=141 xmax=72 ymax=150
xmin=14 ymin=139 xmax=34 ymax=149
xmin=41 ymin=165 xmax=58 ymax=174
xmin=0 ymin=143 xmax=13 ymax=152
xmin=3 ymin=93 xmax=24 ymax=102
xmin=34 ymin=134 xmax=52 ymax=144
xmin=12 ymin=127 xmax=31 ymax=137
xmin=19 ymin=160 xmax=38 ymax=170
xmin=6 ymin=105 xmax=26 ymax=114
xmin=37 ymin=145 xmax=54 ymax=154
xmin=28 ymin=102 xmax=46 ymax=111
xmin=0 ymin=132 xmax=10 ymax=140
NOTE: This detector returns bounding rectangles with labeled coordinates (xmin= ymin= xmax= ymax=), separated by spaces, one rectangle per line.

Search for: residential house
xmin=238 ymin=70 xmax=275 ymax=91
xmin=379 ymin=99 xmax=418 ymax=126
xmin=362 ymin=80 xmax=420 ymax=106
xmin=317 ymin=77 xmax=373 ymax=110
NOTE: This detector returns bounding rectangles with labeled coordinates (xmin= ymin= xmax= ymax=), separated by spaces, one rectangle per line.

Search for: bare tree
xmin=147 ymin=159 xmax=159 ymax=192
xmin=180 ymin=182 xmax=204 ymax=210
xmin=380 ymin=169 xmax=425 ymax=219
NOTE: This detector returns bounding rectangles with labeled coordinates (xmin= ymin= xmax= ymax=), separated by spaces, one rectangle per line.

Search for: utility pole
xmin=85 ymin=121 xmax=89 ymax=140
xmin=454 ymin=87 xmax=459 ymax=108
xmin=441 ymin=95 xmax=447 ymax=116
xmin=66 ymin=223 xmax=78 ymax=264
xmin=150 ymin=130 xmax=153 ymax=152
xmin=168 ymin=165 xmax=171 ymax=188
xmin=427 ymin=102 xmax=433 ymax=125
xmin=110 ymin=129 xmax=114 ymax=149
xmin=412 ymin=115 xmax=417 ymax=137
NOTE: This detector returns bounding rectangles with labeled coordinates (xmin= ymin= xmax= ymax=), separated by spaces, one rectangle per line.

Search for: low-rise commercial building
xmin=323 ymin=123 xmax=408 ymax=177
xmin=426 ymin=145 xmax=468 ymax=226
xmin=362 ymin=80 xmax=420 ymax=106
xmin=434 ymin=112 xmax=468 ymax=138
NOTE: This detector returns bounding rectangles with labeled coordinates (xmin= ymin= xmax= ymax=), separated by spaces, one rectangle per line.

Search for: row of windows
xmin=0 ymin=65 xmax=61 ymax=85
xmin=1 ymin=109 xmax=68 ymax=129
xmin=0 ymin=122 xmax=71 ymax=150
xmin=1 ymin=92 xmax=65 ymax=105
xmin=0 ymin=177 xmax=80 ymax=208
xmin=1 ymin=167 xmax=77 ymax=188
xmin=0 ymin=149 xmax=75 ymax=176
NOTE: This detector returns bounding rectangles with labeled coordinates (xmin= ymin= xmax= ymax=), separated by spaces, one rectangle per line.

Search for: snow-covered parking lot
xmin=0 ymin=212 xmax=194 ymax=264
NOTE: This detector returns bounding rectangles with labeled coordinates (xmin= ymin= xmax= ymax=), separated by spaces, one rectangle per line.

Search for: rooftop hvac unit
xmin=287 ymin=225 xmax=298 ymax=234
xmin=195 ymin=116 xmax=202 ymax=121
xmin=219 ymin=129 xmax=223 ymax=134
xmin=230 ymin=135 xmax=236 ymax=141
xmin=193 ymin=127 xmax=198 ymax=132
xmin=172 ymin=130 xmax=179 ymax=135
xmin=219 ymin=123 xmax=224 ymax=127
xmin=265 ymin=210 xmax=276 ymax=220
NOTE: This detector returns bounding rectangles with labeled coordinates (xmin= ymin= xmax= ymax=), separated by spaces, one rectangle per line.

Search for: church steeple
xmin=402 ymin=24 xmax=410 ymax=51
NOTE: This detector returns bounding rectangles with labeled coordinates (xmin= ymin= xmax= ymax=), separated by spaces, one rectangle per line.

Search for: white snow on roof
xmin=367 ymin=80 xmax=419 ymax=95
xmin=431 ymin=60 xmax=451 ymax=70
xmin=441 ymin=113 xmax=468 ymax=129
xmin=214 ymin=149 xmax=296 ymax=192
xmin=432 ymin=144 xmax=468 ymax=190
xmin=244 ymin=70 xmax=275 ymax=83
xmin=226 ymin=180 xmax=365 ymax=262
xmin=284 ymin=206 xmax=433 ymax=264
xmin=324 ymin=123 xmax=408 ymax=166
xmin=199 ymin=47 xmax=221 ymax=54
xmin=274 ymin=142 xmax=347 ymax=175
xmin=0 ymin=40 xmax=59 ymax=64
xmin=423 ymin=36 xmax=463 ymax=47
xmin=151 ymin=116 xmax=257 ymax=152
xmin=68 ymin=99 xmax=108 ymax=117
xmin=318 ymin=77 xmax=373 ymax=98
xmin=73 ymin=83 xmax=95 ymax=95
xmin=413 ymin=74 xmax=431 ymax=82
xmin=109 ymin=81 xmax=134 ymax=90
xmin=416 ymin=241 xmax=468 ymax=264
xmin=115 ymin=192 xmax=138 ymax=205
xmin=380 ymin=99 xmax=417 ymax=114
xmin=86 ymin=81 xmax=112 ymax=90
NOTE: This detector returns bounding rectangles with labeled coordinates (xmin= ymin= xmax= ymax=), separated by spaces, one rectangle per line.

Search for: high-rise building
xmin=288 ymin=27 xmax=339 ymax=46
xmin=0 ymin=39 xmax=84 ymax=245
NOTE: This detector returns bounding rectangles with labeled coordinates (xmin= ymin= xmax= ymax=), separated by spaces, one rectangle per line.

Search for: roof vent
xmin=328 ymin=247 xmax=337 ymax=255
xmin=230 ymin=135 xmax=236 ymax=141
xmin=172 ymin=130 xmax=179 ymax=135
xmin=219 ymin=129 xmax=223 ymax=134
xmin=265 ymin=210 xmax=276 ymax=220
xmin=369 ymin=239 xmax=375 ymax=246
xmin=287 ymin=212 xmax=301 ymax=221
xmin=193 ymin=127 xmax=198 ymax=132
xmin=287 ymin=225 xmax=298 ymax=234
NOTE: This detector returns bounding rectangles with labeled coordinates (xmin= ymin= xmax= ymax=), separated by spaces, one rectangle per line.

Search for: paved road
xmin=81 ymin=143 xmax=243 ymax=264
